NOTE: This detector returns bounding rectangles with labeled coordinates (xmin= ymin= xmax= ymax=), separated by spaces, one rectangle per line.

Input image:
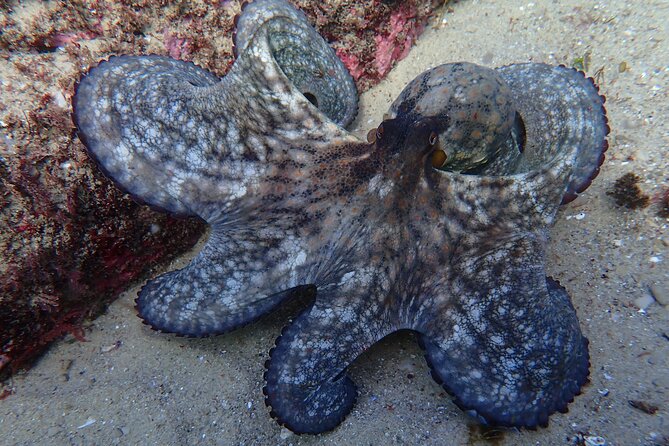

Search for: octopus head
xmin=383 ymin=62 xmax=519 ymax=173
xmin=368 ymin=114 xmax=446 ymax=171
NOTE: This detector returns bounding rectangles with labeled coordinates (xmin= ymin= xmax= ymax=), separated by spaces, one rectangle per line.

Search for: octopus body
xmin=73 ymin=0 xmax=609 ymax=435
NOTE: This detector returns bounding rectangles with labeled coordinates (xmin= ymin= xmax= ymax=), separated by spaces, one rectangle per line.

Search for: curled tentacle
xmin=74 ymin=0 xmax=359 ymax=220
xmin=234 ymin=0 xmax=358 ymax=128
xmin=264 ymin=283 xmax=393 ymax=433
xmin=415 ymin=237 xmax=589 ymax=428
xmin=136 ymin=226 xmax=314 ymax=336
xmin=73 ymin=55 xmax=221 ymax=216
xmin=495 ymin=64 xmax=609 ymax=202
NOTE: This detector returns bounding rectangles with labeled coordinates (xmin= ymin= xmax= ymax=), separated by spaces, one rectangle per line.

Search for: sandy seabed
xmin=1 ymin=0 xmax=668 ymax=445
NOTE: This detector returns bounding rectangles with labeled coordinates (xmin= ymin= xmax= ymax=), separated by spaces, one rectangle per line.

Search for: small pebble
xmin=53 ymin=90 xmax=68 ymax=108
xmin=584 ymin=435 xmax=608 ymax=446
xmin=649 ymin=284 xmax=669 ymax=306
xmin=634 ymin=294 xmax=655 ymax=311
xmin=279 ymin=428 xmax=293 ymax=440
xmin=100 ymin=341 xmax=122 ymax=353
xmin=629 ymin=399 xmax=659 ymax=415
xmin=77 ymin=418 xmax=96 ymax=429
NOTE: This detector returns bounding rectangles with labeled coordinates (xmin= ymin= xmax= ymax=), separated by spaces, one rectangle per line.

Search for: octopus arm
xmin=495 ymin=63 xmax=609 ymax=203
xmin=235 ymin=0 xmax=358 ymax=128
xmin=234 ymin=0 xmax=312 ymax=56
xmin=73 ymin=55 xmax=224 ymax=217
xmin=135 ymin=226 xmax=310 ymax=337
xmin=264 ymin=283 xmax=394 ymax=434
xmin=417 ymin=235 xmax=589 ymax=428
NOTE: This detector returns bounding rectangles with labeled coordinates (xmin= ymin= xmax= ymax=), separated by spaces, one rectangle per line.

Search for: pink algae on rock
xmin=297 ymin=0 xmax=442 ymax=90
xmin=374 ymin=3 xmax=426 ymax=78
xmin=336 ymin=50 xmax=365 ymax=81
xmin=163 ymin=29 xmax=191 ymax=60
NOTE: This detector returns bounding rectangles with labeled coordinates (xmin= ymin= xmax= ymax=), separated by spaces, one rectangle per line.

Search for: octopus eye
xmin=428 ymin=131 xmax=438 ymax=146
xmin=366 ymin=128 xmax=377 ymax=143
xmin=376 ymin=123 xmax=384 ymax=140
xmin=431 ymin=149 xmax=448 ymax=169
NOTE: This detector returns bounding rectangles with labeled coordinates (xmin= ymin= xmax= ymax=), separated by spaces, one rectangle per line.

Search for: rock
xmin=634 ymin=294 xmax=655 ymax=311
xmin=649 ymin=283 xmax=669 ymax=306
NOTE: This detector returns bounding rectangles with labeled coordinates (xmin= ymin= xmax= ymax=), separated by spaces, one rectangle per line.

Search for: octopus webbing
xmin=73 ymin=0 xmax=609 ymax=435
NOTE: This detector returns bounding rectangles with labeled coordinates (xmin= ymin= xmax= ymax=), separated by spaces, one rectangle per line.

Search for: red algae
xmin=297 ymin=0 xmax=442 ymax=89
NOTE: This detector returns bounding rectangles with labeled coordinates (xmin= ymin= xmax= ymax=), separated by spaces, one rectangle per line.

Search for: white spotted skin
xmin=73 ymin=0 xmax=606 ymax=436
xmin=388 ymin=62 xmax=517 ymax=173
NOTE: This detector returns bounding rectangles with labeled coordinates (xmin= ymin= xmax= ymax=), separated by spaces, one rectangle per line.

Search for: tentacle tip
xmin=422 ymin=328 xmax=590 ymax=430
xmin=562 ymin=131 xmax=609 ymax=204
xmin=263 ymin=333 xmax=358 ymax=434
xmin=263 ymin=376 xmax=357 ymax=434
xmin=135 ymin=288 xmax=207 ymax=338
xmin=231 ymin=8 xmax=244 ymax=58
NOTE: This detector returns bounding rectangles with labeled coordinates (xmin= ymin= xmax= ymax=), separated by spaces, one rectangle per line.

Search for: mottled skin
xmin=73 ymin=0 xmax=608 ymax=435
xmin=386 ymin=63 xmax=518 ymax=173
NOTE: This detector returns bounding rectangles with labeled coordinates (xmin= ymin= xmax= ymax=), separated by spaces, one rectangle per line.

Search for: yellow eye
xmin=431 ymin=149 xmax=448 ymax=168
xmin=428 ymin=131 xmax=438 ymax=146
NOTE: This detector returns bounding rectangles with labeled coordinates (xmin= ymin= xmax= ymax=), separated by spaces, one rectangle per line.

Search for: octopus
xmin=73 ymin=0 xmax=609 ymax=435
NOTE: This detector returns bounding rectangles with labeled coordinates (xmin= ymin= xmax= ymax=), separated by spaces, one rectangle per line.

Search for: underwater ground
xmin=1 ymin=0 xmax=668 ymax=445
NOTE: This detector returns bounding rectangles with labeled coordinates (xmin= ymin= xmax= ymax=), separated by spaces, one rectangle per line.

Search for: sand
xmin=1 ymin=0 xmax=668 ymax=445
